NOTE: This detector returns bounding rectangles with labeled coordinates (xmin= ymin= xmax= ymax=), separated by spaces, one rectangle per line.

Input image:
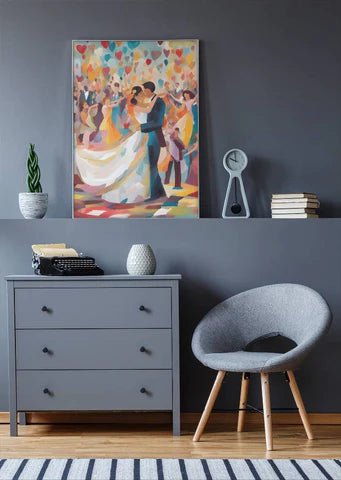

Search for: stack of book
xmin=271 ymin=193 xmax=320 ymax=218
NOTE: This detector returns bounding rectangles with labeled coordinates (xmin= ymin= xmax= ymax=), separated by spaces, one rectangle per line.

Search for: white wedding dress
xmin=75 ymin=111 xmax=150 ymax=204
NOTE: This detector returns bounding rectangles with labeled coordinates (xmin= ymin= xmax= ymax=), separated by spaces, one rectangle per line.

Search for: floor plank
xmin=0 ymin=424 xmax=340 ymax=459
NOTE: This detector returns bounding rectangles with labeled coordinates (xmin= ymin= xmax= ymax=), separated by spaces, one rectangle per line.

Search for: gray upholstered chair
xmin=191 ymin=284 xmax=332 ymax=450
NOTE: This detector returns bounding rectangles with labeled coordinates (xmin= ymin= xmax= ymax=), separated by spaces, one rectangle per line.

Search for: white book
xmin=271 ymin=199 xmax=320 ymax=207
xmin=272 ymin=213 xmax=319 ymax=219
xmin=271 ymin=208 xmax=316 ymax=214
xmin=272 ymin=193 xmax=317 ymax=199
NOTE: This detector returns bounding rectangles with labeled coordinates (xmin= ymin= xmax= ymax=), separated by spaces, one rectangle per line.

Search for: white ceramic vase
xmin=126 ymin=244 xmax=156 ymax=275
xmin=18 ymin=192 xmax=48 ymax=219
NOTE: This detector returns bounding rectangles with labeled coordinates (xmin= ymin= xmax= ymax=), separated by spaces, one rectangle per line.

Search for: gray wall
xmin=0 ymin=219 xmax=340 ymax=412
xmin=0 ymin=0 xmax=340 ymax=413
xmin=0 ymin=0 xmax=341 ymax=218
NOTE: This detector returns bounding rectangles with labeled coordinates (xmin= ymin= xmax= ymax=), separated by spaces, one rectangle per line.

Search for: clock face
xmin=224 ymin=149 xmax=248 ymax=172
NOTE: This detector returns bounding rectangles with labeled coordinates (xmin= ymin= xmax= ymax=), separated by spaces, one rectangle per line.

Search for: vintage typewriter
xmin=32 ymin=244 xmax=104 ymax=276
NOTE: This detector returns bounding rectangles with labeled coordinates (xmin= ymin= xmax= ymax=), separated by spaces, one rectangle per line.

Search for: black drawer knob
xmin=41 ymin=306 xmax=48 ymax=312
xmin=43 ymin=388 xmax=50 ymax=394
xmin=139 ymin=305 xmax=145 ymax=311
xmin=139 ymin=346 xmax=146 ymax=353
xmin=42 ymin=347 xmax=49 ymax=353
xmin=140 ymin=387 xmax=147 ymax=394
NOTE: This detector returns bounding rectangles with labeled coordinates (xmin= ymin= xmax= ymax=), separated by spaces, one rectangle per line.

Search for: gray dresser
xmin=6 ymin=275 xmax=181 ymax=436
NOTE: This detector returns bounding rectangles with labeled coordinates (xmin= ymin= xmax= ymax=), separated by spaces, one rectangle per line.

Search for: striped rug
xmin=0 ymin=458 xmax=340 ymax=480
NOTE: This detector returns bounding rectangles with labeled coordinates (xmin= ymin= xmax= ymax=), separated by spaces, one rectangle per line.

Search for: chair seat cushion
xmin=201 ymin=351 xmax=287 ymax=373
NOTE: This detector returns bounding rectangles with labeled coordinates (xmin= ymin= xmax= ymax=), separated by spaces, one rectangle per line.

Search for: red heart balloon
xmin=101 ymin=41 xmax=109 ymax=49
xmin=103 ymin=67 xmax=110 ymax=77
xmin=115 ymin=51 xmax=122 ymax=61
xmin=76 ymin=75 xmax=83 ymax=83
xmin=176 ymin=49 xmax=183 ymax=58
xmin=157 ymin=41 xmax=163 ymax=45
xmin=146 ymin=58 xmax=152 ymax=65
xmin=125 ymin=66 xmax=132 ymax=74
xmin=76 ymin=45 xmax=87 ymax=55
xmin=163 ymin=49 xmax=170 ymax=58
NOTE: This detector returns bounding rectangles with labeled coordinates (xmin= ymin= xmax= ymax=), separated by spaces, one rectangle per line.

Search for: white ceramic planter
xmin=126 ymin=244 xmax=156 ymax=275
xmin=18 ymin=192 xmax=48 ymax=219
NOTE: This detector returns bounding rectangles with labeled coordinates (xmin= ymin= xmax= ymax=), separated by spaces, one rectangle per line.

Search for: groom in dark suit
xmin=140 ymin=82 xmax=166 ymax=200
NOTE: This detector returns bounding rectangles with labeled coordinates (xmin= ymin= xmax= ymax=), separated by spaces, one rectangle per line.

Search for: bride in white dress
xmin=75 ymin=87 xmax=159 ymax=204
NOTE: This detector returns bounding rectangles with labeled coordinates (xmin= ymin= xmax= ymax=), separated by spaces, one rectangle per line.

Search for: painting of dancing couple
xmin=73 ymin=39 xmax=199 ymax=218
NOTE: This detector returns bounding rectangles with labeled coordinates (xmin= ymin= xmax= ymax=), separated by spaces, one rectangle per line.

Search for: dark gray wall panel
xmin=0 ymin=0 xmax=340 ymax=218
xmin=0 ymin=219 xmax=340 ymax=412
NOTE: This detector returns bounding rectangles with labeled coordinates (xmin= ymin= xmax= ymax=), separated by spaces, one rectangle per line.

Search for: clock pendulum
xmin=231 ymin=177 xmax=242 ymax=214
xmin=222 ymin=148 xmax=250 ymax=219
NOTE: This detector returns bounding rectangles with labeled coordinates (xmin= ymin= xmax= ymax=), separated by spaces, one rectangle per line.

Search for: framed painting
xmin=73 ymin=40 xmax=199 ymax=218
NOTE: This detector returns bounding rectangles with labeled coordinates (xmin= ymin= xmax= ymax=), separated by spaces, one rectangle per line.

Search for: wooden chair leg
xmin=260 ymin=372 xmax=273 ymax=451
xmin=193 ymin=370 xmax=226 ymax=442
xmin=286 ymin=370 xmax=314 ymax=440
xmin=237 ymin=372 xmax=250 ymax=432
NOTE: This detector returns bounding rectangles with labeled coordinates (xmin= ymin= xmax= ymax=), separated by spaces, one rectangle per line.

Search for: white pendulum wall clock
xmin=222 ymin=149 xmax=250 ymax=218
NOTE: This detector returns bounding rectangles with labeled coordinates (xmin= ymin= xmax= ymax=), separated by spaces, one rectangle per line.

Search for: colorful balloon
xmin=128 ymin=41 xmax=140 ymax=50
xmin=151 ymin=50 xmax=162 ymax=61
xmin=76 ymin=45 xmax=86 ymax=54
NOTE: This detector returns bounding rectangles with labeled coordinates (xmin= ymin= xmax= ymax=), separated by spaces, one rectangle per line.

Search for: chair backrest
xmin=192 ymin=284 xmax=332 ymax=355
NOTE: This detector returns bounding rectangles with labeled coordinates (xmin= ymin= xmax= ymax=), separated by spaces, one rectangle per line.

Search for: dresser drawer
xmin=17 ymin=370 xmax=172 ymax=411
xmin=15 ymin=288 xmax=171 ymax=329
xmin=16 ymin=329 xmax=172 ymax=370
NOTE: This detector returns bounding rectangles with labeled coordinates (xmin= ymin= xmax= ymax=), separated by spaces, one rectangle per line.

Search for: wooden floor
xmin=0 ymin=423 xmax=340 ymax=459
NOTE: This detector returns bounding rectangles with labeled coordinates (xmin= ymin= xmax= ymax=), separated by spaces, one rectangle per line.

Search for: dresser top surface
xmin=5 ymin=274 xmax=181 ymax=281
